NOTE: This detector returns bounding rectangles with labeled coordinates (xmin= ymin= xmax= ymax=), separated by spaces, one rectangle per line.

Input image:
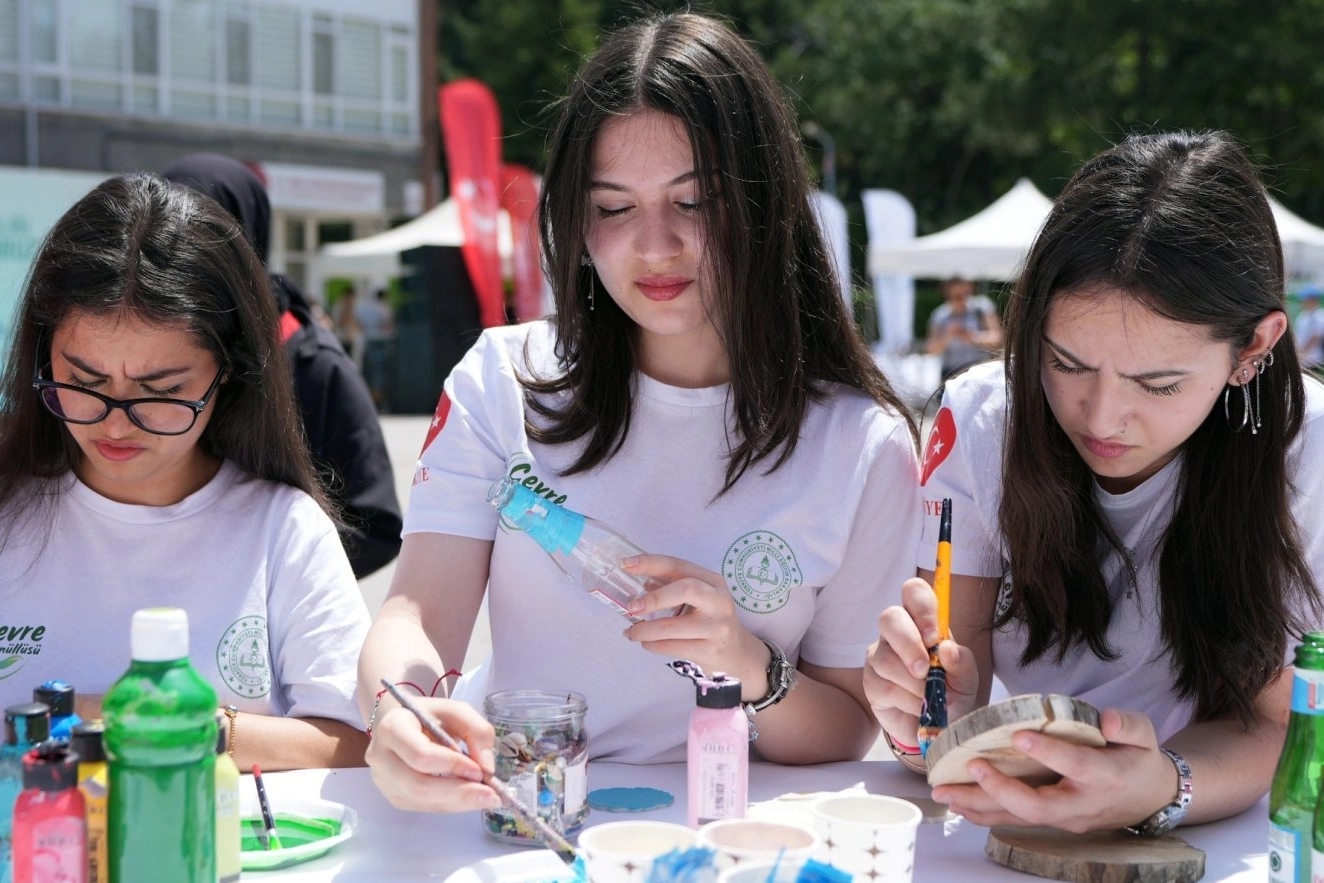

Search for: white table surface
xmin=249 ymin=761 xmax=1269 ymax=882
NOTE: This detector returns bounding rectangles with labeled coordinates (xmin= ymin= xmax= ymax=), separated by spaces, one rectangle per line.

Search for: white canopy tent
xmin=866 ymin=178 xmax=1052 ymax=281
xmin=866 ymin=177 xmax=1324 ymax=283
xmin=1270 ymin=198 xmax=1324 ymax=280
xmin=320 ymin=198 xmax=514 ymax=277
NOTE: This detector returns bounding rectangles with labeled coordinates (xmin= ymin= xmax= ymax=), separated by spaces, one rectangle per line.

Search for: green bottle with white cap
xmin=104 ymin=608 xmax=218 ymax=883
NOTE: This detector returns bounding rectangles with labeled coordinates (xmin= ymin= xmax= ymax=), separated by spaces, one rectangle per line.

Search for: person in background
xmin=926 ymin=275 xmax=1003 ymax=380
xmin=163 ymin=154 xmax=403 ymax=578
xmin=358 ymin=10 xmax=923 ymax=813
xmin=1293 ymin=283 xmax=1324 ymax=374
xmin=866 ymin=131 xmax=1324 ymax=833
xmin=334 ymin=285 xmax=365 ymax=369
xmin=356 ymin=287 xmax=396 ymax=410
xmin=0 ymin=174 xmax=371 ymax=768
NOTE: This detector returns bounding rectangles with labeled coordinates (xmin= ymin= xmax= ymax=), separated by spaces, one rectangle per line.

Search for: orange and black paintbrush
xmin=918 ymin=498 xmax=952 ymax=758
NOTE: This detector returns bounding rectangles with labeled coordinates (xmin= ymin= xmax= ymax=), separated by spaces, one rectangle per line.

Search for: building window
xmin=131 ymin=5 xmax=159 ymax=76
xmin=12 ymin=0 xmax=417 ymax=140
xmin=312 ymin=31 xmax=334 ymax=96
xmin=225 ymin=17 xmax=250 ymax=86
xmin=28 ymin=0 xmax=57 ymax=65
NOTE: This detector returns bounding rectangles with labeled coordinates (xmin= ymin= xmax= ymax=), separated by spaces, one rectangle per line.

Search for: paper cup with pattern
xmin=697 ymin=818 xmax=820 ymax=871
xmin=810 ymin=794 xmax=921 ymax=883
xmin=716 ymin=859 xmax=805 ymax=883
xmin=577 ymin=820 xmax=700 ymax=883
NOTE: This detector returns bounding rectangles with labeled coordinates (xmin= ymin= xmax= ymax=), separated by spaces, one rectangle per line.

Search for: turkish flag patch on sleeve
xmin=421 ymin=393 xmax=452 ymax=455
xmin=921 ymin=407 xmax=956 ymax=486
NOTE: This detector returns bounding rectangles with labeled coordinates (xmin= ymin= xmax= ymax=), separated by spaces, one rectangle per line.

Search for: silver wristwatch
xmin=745 ymin=639 xmax=798 ymax=714
xmin=1125 ymin=748 xmax=1192 ymax=836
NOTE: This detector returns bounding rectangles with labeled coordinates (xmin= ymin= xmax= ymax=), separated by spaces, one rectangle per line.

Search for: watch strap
xmin=744 ymin=639 xmax=797 ymax=714
xmin=1125 ymin=747 xmax=1192 ymax=836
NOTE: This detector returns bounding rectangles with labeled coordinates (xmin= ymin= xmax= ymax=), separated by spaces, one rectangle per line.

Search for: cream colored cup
xmin=810 ymin=794 xmax=921 ymax=883
xmin=577 ymin=821 xmax=700 ymax=883
xmin=697 ymin=818 xmax=820 ymax=871
xmin=716 ymin=859 xmax=805 ymax=883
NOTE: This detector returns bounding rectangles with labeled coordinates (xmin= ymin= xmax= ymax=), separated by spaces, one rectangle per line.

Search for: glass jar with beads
xmin=482 ymin=690 xmax=589 ymax=846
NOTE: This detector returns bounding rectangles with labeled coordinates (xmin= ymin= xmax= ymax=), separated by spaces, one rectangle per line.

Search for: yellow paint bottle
xmin=71 ymin=721 xmax=107 ymax=883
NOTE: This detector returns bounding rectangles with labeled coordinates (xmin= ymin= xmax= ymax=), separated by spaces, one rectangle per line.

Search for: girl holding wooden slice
xmin=864 ymin=131 xmax=1324 ymax=834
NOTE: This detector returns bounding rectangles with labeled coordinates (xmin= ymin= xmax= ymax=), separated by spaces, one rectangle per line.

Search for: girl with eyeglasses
xmin=0 ymin=173 xmax=370 ymax=770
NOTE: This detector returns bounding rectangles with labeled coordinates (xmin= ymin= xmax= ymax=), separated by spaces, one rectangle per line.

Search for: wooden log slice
xmin=986 ymin=826 xmax=1205 ymax=882
xmin=926 ymin=694 xmax=1106 ymax=787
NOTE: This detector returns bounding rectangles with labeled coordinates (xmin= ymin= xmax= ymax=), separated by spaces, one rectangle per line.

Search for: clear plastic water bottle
xmin=487 ymin=477 xmax=669 ymax=622
xmin=104 ymin=608 xmax=218 ymax=883
xmin=0 ymin=702 xmax=50 ymax=883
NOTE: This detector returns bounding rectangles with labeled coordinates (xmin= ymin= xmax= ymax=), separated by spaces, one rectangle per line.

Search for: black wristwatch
xmin=745 ymin=639 xmax=798 ymax=714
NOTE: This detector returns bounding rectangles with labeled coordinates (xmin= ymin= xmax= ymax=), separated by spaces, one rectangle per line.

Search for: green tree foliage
xmin=438 ymin=0 xmax=1324 ymax=270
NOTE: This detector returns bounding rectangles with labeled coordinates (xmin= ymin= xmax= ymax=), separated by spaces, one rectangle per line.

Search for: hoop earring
xmin=1224 ymin=372 xmax=1250 ymax=433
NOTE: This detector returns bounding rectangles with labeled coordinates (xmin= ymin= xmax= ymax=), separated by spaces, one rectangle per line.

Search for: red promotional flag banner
xmin=439 ymin=79 xmax=506 ymax=328
xmin=501 ymin=164 xmax=543 ymax=322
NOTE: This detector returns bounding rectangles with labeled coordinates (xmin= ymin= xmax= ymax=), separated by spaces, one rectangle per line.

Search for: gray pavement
xmin=357 ymin=414 xmax=493 ymax=673
xmin=358 ymin=413 xmax=892 ymax=760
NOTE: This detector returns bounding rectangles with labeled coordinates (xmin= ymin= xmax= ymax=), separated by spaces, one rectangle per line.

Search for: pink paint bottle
xmin=13 ymin=740 xmax=86 ymax=883
xmin=674 ymin=662 xmax=748 ymax=827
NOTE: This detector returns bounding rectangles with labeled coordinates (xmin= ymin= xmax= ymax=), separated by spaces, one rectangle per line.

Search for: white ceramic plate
xmin=443 ymin=850 xmax=580 ymax=883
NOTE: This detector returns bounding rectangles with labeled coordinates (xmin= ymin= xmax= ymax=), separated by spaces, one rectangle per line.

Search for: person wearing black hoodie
xmin=163 ymin=153 xmax=403 ymax=578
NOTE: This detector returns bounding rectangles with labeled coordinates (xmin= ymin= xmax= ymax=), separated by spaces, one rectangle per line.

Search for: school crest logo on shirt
xmin=723 ymin=531 xmax=801 ymax=614
xmin=216 ymin=616 xmax=272 ymax=698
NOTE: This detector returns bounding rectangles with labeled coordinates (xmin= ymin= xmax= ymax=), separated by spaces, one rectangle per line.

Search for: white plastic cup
xmin=716 ymin=859 xmax=805 ymax=883
xmin=809 ymin=794 xmax=922 ymax=883
xmin=577 ymin=821 xmax=700 ymax=883
xmin=696 ymin=818 xmax=820 ymax=871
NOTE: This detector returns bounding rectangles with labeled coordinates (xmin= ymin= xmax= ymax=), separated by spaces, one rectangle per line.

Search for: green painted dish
xmin=239 ymin=796 xmax=358 ymax=871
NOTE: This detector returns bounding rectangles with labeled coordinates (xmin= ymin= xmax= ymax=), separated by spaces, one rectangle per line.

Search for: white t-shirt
xmin=917 ymin=361 xmax=1324 ymax=741
xmin=407 ymin=322 xmax=922 ymax=763
xmin=0 ymin=461 xmax=368 ymax=726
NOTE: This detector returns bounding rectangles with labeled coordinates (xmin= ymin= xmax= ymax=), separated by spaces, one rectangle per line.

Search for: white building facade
xmin=0 ymin=0 xmax=430 ymax=332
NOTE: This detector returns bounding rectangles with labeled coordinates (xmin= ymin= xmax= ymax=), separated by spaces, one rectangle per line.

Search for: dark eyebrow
xmin=1043 ymin=335 xmax=1191 ymax=382
xmin=63 ymin=352 xmax=192 ymax=384
xmin=590 ymin=170 xmax=700 ymax=192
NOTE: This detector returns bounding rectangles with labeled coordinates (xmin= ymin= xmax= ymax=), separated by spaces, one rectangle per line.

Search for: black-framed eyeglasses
xmin=32 ymin=362 xmax=226 ymax=436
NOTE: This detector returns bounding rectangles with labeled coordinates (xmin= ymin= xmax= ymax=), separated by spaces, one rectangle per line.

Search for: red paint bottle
xmin=13 ymin=740 xmax=86 ymax=883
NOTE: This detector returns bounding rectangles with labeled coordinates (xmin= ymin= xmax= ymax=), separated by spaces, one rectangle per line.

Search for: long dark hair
xmin=0 ymin=173 xmax=329 ymax=520
xmin=527 ymin=12 xmax=916 ymax=491
xmin=998 ymin=131 xmax=1319 ymax=725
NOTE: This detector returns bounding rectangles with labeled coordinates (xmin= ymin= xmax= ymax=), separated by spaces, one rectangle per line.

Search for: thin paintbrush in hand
xmin=379 ymin=678 xmax=578 ymax=867
xmin=918 ymin=497 xmax=952 ymax=758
